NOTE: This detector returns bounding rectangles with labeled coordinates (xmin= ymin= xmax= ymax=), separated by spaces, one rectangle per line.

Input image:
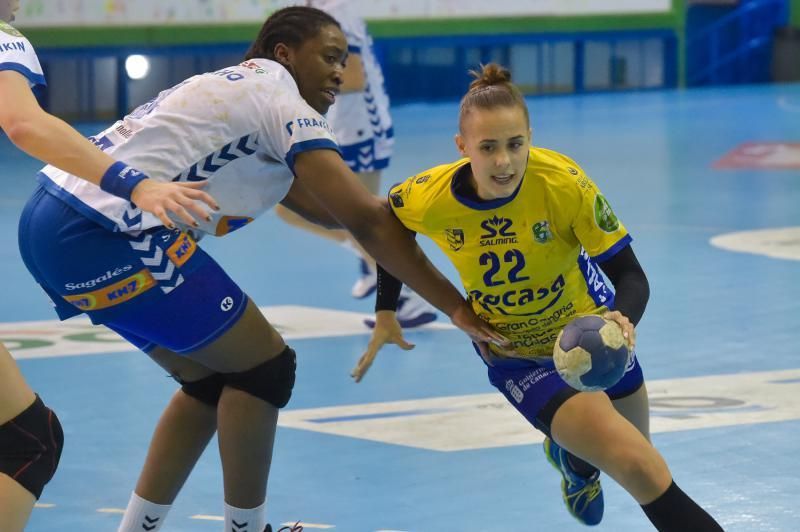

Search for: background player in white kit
xmin=16 ymin=6 xmax=504 ymax=531
xmin=275 ymin=0 xmax=437 ymax=327
xmin=0 ymin=2 xmax=217 ymax=530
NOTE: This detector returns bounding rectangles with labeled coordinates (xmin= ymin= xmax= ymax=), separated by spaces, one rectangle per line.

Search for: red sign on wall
xmin=714 ymin=143 xmax=800 ymax=169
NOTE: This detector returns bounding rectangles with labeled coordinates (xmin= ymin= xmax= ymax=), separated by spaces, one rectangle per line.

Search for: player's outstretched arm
xmin=279 ymin=179 xmax=343 ymax=229
xmin=293 ymin=148 xmax=508 ymax=347
xmin=0 ymin=70 xmax=218 ymax=229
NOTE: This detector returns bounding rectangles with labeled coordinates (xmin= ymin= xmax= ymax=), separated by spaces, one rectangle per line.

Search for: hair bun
xmin=468 ymin=63 xmax=512 ymax=90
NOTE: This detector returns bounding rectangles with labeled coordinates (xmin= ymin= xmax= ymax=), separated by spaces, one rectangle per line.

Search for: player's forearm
xmin=5 ymin=110 xmax=116 ymax=184
xmin=350 ymin=206 xmax=463 ymax=317
xmin=598 ymin=245 xmax=649 ymax=326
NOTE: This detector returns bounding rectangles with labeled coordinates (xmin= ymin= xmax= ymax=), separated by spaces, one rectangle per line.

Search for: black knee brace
xmin=179 ymin=373 xmax=226 ymax=407
xmin=224 ymin=346 xmax=297 ymax=408
xmin=0 ymin=395 xmax=64 ymax=499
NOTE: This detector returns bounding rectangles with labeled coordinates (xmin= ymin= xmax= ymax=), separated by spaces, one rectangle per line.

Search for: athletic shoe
xmin=351 ymin=258 xmax=377 ymax=299
xmin=364 ymin=289 xmax=437 ymax=329
xmin=543 ymin=437 xmax=604 ymax=526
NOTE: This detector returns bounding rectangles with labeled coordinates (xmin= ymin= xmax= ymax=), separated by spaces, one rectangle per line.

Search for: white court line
xmin=283 ymin=523 xmax=335 ymax=529
xmin=279 ymin=368 xmax=800 ymax=451
xmin=190 ymin=514 xmax=224 ymax=521
xmin=4 ymin=305 xmax=453 ymax=360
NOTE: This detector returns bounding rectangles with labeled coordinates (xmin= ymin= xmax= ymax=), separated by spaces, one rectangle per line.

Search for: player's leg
xmin=608 ymin=354 xmax=651 ymax=440
xmin=552 ymin=391 xmax=670 ymax=502
xmin=611 ymin=382 xmax=650 ymax=439
xmin=0 ymin=347 xmax=37 ymax=532
xmin=117 ymin=344 xmax=220 ymax=532
xmin=0 ymin=345 xmax=64 ymax=532
xmin=18 ymin=191 xmax=283 ymax=530
xmin=484 ymin=355 xmax=605 ymax=525
xmin=183 ymin=299 xmax=289 ymax=511
xmin=551 ymin=392 xmax=723 ymax=530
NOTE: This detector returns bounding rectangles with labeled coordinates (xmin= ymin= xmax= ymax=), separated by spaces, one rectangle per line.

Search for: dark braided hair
xmin=459 ymin=63 xmax=530 ymax=133
xmin=245 ymin=6 xmax=341 ymax=61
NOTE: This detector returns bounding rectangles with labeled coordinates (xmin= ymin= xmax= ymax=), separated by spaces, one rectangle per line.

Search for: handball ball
xmin=553 ymin=315 xmax=630 ymax=392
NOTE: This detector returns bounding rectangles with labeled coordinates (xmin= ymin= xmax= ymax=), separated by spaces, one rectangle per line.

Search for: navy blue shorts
xmin=18 ymin=186 xmax=248 ymax=354
xmin=476 ymin=345 xmax=644 ymax=437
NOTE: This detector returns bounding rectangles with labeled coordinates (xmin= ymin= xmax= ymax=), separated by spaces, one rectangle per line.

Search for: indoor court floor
xmin=2 ymin=82 xmax=799 ymax=531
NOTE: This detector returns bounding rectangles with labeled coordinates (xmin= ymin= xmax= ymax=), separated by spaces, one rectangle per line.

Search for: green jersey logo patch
xmin=0 ymin=21 xmax=23 ymax=38
xmin=594 ymin=194 xmax=619 ymax=233
xmin=532 ymin=220 xmax=553 ymax=244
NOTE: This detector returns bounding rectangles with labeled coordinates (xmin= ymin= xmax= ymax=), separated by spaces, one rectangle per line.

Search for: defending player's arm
xmin=279 ymin=179 xmax=342 ymax=229
xmin=293 ymin=149 xmax=506 ymax=347
xmin=0 ymin=70 xmax=218 ymax=228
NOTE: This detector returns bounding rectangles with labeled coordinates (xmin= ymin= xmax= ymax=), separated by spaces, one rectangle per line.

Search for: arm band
xmin=99 ymin=161 xmax=149 ymax=201
xmin=597 ymin=244 xmax=650 ymax=326
xmin=375 ymin=263 xmax=404 ymax=312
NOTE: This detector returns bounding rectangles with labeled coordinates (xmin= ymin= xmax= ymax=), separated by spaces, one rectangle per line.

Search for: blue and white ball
xmin=553 ymin=315 xmax=630 ymax=392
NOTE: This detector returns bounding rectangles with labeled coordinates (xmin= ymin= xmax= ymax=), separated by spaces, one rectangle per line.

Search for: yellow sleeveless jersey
xmin=388 ymin=147 xmax=631 ymax=360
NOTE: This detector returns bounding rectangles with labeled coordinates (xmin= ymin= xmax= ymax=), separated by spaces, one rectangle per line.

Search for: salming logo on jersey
xmin=480 ymin=216 xmax=518 ymax=246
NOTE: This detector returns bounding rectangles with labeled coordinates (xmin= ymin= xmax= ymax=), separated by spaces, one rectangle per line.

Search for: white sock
xmin=225 ymin=500 xmax=267 ymax=532
xmin=117 ymin=492 xmax=171 ymax=532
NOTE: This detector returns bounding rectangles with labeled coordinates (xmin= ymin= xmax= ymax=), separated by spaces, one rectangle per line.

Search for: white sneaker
xmin=351 ymin=259 xmax=377 ymax=299
xmin=364 ymin=287 xmax=437 ymax=328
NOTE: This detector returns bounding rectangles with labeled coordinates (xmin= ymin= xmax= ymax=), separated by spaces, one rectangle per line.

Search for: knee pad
xmin=224 ymin=346 xmax=296 ymax=408
xmin=0 ymin=395 xmax=64 ymax=499
xmin=180 ymin=373 xmax=226 ymax=407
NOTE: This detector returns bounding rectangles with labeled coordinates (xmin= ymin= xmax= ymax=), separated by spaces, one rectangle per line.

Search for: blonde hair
xmin=458 ymin=63 xmax=529 ymax=133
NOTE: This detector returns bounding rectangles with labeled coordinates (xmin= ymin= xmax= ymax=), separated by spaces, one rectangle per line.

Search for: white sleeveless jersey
xmin=0 ymin=21 xmax=46 ymax=89
xmin=309 ymin=0 xmax=393 ymax=166
xmin=37 ymin=59 xmax=340 ymax=237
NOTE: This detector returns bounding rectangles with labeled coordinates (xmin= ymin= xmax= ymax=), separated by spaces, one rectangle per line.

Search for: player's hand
xmin=603 ymin=310 xmax=636 ymax=351
xmin=352 ymin=310 xmax=415 ymax=383
xmin=131 ymin=179 xmax=219 ymax=230
xmin=450 ymin=300 xmax=510 ymax=348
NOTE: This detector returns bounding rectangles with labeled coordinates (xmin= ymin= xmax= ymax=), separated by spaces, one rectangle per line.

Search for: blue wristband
xmin=100 ymin=161 xmax=149 ymax=201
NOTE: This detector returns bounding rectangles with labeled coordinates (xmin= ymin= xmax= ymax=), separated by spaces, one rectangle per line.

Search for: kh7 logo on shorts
xmin=166 ymin=232 xmax=197 ymax=267
xmin=63 ymin=270 xmax=156 ymax=311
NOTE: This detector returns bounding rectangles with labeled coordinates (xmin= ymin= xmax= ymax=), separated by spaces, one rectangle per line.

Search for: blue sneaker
xmin=543 ymin=437 xmax=604 ymax=526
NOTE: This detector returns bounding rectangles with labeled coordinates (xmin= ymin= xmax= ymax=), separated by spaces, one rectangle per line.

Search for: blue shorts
xmin=476 ymin=345 xmax=644 ymax=437
xmin=18 ymin=186 xmax=248 ymax=354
